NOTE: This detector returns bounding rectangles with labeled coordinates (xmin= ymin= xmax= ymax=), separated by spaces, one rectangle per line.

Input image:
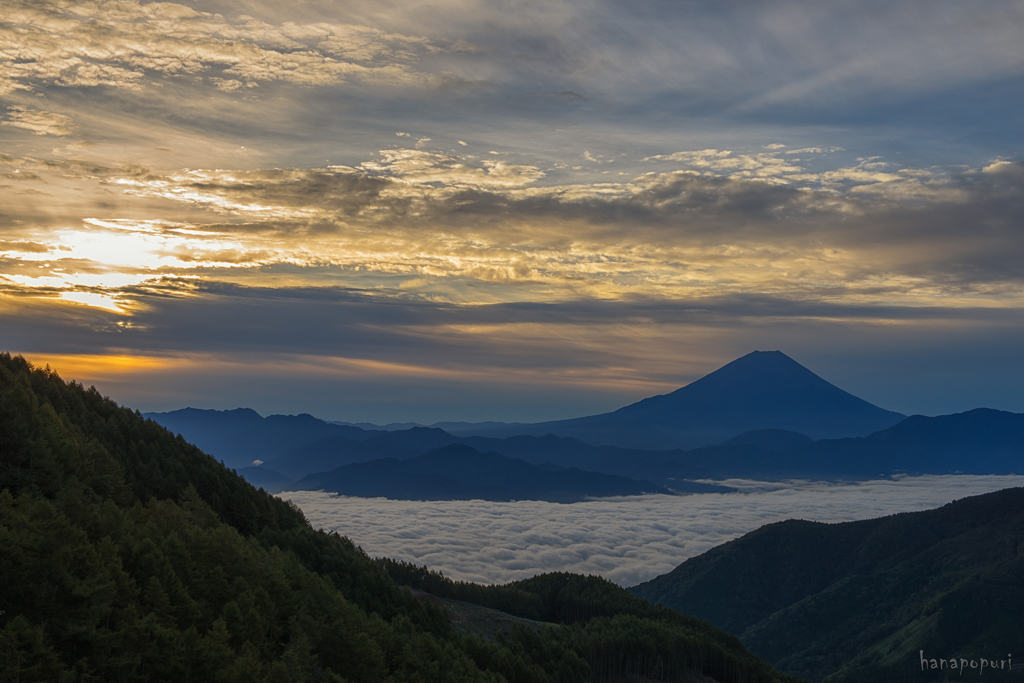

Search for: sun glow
xmin=19 ymin=353 xmax=175 ymax=379
xmin=59 ymin=290 xmax=125 ymax=313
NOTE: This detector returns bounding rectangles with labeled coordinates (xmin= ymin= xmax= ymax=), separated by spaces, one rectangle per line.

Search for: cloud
xmin=786 ymin=147 xmax=845 ymax=155
xmin=4 ymin=150 xmax=1024 ymax=315
xmin=2 ymin=106 xmax=75 ymax=136
xmin=0 ymin=240 xmax=52 ymax=253
xmin=0 ymin=0 xmax=1022 ymax=428
xmin=643 ymin=149 xmax=804 ymax=179
xmin=281 ymin=476 xmax=1024 ymax=586
xmin=359 ymin=149 xmax=545 ymax=187
xmin=0 ymin=0 xmax=459 ymax=96
xmin=9 ymin=271 xmax=1024 ymax=420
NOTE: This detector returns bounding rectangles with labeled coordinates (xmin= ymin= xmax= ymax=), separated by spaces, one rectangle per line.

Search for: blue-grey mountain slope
xmin=144 ymin=407 xmax=376 ymax=468
xmin=291 ymin=443 xmax=674 ymax=502
xmin=147 ymin=403 xmax=1023 ymax=495
xmin=453 ymin=351 xmax=905 ymax=450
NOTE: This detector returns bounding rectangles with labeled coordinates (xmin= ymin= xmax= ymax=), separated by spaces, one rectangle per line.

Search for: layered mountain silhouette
xmin=145 ymin=352 xmax=1023 ymax=495
xmin=252 ymin=430 xmax=732 ymax=495
xmin=148 ymin=350 xmax=905 ymax=461
xmin=606 ymin=408 xmax=1024 ymax=482
xmin=143 ymin=407 xmax=374 ymax=469
xmin=452 ymin=350 xmax=905 ymax=449
xmin=628 ymin=487 xmax=1024 ymax=682
xmin=292 ymin=443 xmax=674 ymax=503
xmin=144 ymin=413 xmax=712 ymax=499
xmin=147 ymin=407 xmax=1024 ymax=495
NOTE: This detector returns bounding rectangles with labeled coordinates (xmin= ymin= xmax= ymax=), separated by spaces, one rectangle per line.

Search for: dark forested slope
xmin=0 ymin=353 xmax=800 ymax=683
xmin=630 ymin=488 xmax=1024 ymax=682
xmin=378 ymin=561 xmax=801 ymax=683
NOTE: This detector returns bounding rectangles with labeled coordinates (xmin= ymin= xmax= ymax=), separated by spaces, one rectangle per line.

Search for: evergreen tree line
xmin=0 ymin=353 xmax=803 ymax=683
xmin=378 ymin=560 xmax=793 ymax=683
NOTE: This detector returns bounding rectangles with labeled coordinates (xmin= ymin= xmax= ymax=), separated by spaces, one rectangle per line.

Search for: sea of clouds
xmin=280 ymin=475 xmax=1024 ymax=587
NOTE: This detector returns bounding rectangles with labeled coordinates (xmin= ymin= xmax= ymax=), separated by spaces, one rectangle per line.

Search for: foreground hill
xmin=291 ymin=444 xmax=673 ymax=502
xmin=629 ymin=488 xmax=1024 ymax=682
xmin=0 ymin=353 xmax=799 ymax=683
xmin=454 ymin=351 xmax=905 ymax=450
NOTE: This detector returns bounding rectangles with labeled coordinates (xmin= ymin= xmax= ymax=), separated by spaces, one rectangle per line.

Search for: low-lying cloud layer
xmin=282 ymin=476 xmax=1024 ymax=587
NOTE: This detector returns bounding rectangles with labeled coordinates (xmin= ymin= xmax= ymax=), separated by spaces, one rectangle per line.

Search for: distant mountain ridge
xmin=625 ymin=408 xmax=1024 ymax=481
xmin=146 ymin=350 xmax=906 ymax=461
xmin=293 ymin=443 xmax=675 ymax=503
xmin=142 ymin=406 xmax=375 ymax=468
xmin=144 ymin=352 xmax=1024 ymax=497
xmin=448 ymin=351 xmax=905 ymax=449
xmin=330 ymin=420 xmax=524 ymax=432
xmin=147 ymin=406 xmax=1024 ymax=496
xmin=144 ymin=412 xmax=716 ymax=500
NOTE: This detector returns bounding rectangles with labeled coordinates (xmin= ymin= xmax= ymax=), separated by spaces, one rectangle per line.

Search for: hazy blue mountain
xmin=265 ymin=428 xmax=732 ymax=492
xmin=261 ymin=434 xmax=417 ymax=480
xmin=452 ymin=351 xmax=905 ymax=449
xmin=620 ymin=408 xmax=1024 ymax=482
xmin=801 ymin=407 xmax=1024 ymax=476
xmin=330 ymin=419 xmax=524 ymax=432
xmin=328 ymin=420 xmax=424 ymax=430
xmin=145 ymin=355 xmax=1020 ymax=488
xmin=148 ymin=403 xmax=1023 ymax=490
xmin=628 ymin=487 xmax=1024 ymax=682
xmin=720 ymin=429 xmax=814 ymax=450
xmin=144 ymin=407 xmax=373 ymax=468
xmin=362 ymin=426 xmax=462 ymax=452
xmin=293 ymin=443 xmax=674 ymax=502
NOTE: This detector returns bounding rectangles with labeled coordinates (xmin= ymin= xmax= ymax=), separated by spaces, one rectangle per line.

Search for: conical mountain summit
xmin=463 ymin=351 xmax=905 ymax=450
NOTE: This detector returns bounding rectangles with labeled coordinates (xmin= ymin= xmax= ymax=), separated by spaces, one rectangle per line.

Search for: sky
xmin=284 ymin=475 xmax=1024 ymax=586
xmin=1 ymin=0 xmax=1023 ymax=424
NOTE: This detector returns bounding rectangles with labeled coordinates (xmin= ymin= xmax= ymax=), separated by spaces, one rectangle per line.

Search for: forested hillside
xmin=379 ymin=561 xmax=791 ymax=683
xmin=630 ymin=489 xmax=1024 ymax=682
xmin=0 ymin=353 xmax=801 ymax=683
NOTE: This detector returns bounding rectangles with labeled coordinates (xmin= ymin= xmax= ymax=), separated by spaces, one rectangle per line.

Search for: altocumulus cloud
xmin=280 ymin=475 xmax=1024 ymax=587
xmin=2 ymin=106 xmax=75 ymax=136
xmin=15 ymin=150 xmax=1019 ymax=306
xmin=0 ymin=0 xmax=463 ymax=95
xmin=3 ymin=0 xmax=1024 ymax=421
